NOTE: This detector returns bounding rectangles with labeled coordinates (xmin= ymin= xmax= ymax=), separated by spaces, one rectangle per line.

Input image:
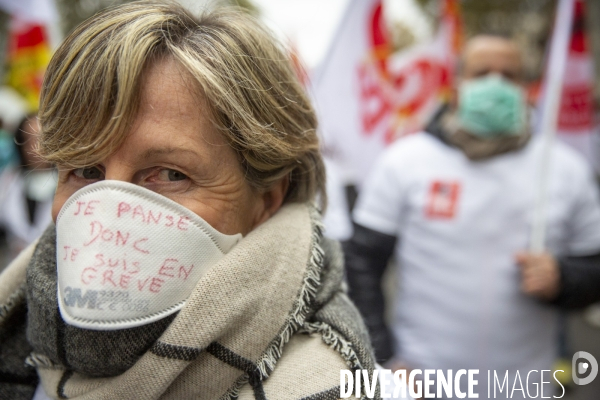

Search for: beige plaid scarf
xmin=0 ymin=203 xmax=377 ymax=399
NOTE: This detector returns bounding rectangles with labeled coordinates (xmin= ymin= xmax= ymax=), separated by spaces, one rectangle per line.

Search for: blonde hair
xmin=39 ymin=0 xmax=325 ymax=207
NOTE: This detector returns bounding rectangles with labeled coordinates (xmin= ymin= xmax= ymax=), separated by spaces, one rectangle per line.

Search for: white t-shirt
xmin=322 ymin=158 xmax=353 ymax=241
xmin=353 ymin=133 xmax=600 ymax=381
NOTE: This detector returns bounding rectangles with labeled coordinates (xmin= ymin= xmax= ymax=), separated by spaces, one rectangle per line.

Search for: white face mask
xmin=56 ymin=180 xmax=242 ymax=331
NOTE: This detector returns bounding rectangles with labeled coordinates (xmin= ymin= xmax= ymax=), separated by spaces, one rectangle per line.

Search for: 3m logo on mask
xmin=62 ymin=287 xmax=149 ymax=313
xmin=56 ymin=181 xmax=241 ymax=330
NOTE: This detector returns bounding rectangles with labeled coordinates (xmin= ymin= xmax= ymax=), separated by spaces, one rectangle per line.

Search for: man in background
xmin=345 ymin=35 xmax=600 ymax=397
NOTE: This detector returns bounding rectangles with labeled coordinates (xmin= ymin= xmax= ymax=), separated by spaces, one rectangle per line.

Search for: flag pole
xmin=530 ymin=0 xmax=575 ymax=253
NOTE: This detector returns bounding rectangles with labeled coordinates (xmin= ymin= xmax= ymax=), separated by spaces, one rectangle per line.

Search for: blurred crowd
xmin=0 ymin=1 xmax=599 ymax=399
xmin=0 ymin=109 xmax=55 ymax=267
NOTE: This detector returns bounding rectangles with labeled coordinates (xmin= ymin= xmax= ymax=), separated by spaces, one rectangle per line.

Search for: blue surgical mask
xmin=457 ymin=74 xmax=527 ymax=138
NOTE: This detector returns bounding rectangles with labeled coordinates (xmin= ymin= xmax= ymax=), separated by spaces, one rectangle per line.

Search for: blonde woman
xmin=0 ymin=2 xmax=378 ymax=399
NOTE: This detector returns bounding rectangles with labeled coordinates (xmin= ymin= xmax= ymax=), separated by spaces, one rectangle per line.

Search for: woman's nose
xmin=102 ymin=158 xmax=137 ymax=183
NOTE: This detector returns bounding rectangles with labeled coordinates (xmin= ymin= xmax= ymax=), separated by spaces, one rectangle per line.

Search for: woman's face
xmin=52 ymin=59 xmax=278 ymax=235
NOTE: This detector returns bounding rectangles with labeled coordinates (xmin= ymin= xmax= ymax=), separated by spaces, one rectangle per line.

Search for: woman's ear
xmin=252 ymin=175 xmax=290 ymax=228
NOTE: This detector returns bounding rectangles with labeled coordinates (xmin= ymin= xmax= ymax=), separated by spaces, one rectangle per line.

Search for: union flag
xmin=5 ymin=17 xmax=52 ymax=111
xmin=313 ymin=0 xmax=461 ymax=185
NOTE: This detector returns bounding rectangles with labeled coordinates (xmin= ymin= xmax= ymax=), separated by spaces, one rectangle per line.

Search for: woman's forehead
xmin=138 ymin=59 xmax=202 ymax=118
xmin=128 ymin=60 xmax=227 ymax=154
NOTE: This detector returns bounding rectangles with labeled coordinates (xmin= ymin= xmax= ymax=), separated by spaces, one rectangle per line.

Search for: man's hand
xmin=515 ymin=251 xmax=560 ymax=300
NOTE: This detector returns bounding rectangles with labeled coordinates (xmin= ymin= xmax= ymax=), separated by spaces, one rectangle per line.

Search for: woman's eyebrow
xmin=139 ymin=147 xmax=201 ymax=160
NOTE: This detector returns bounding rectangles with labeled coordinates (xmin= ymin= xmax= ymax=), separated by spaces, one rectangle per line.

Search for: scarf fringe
xmin=301 ymin=321 xmax=374 ymax=400
xmin=25 ymin=353 xmax=60 ymax=369
xmin=219 ymin=374 xmax=250 ymax=400
xmin=0 ymin=283 xmax=27 ymax=324
xmin=301 ymin=321 xmax=363 ymax=371
xmin=254 ymin=206 xmax=325 ymax=379
xmin=218 ymin=207 xmax=325 ymax=400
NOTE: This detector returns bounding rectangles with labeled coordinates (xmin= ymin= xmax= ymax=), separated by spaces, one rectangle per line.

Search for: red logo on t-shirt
xmin=425 ymin=180 xmax=461 ymax=219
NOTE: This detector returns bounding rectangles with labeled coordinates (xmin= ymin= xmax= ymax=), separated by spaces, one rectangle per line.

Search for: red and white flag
xmin=312 ymin=0 xmax=460 ymax=185
xmin=538 ymin=0 xmax=597 ymax=172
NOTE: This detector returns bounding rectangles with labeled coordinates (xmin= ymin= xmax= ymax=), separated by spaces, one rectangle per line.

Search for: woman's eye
xmin=158 ymin=169 xmax=188 ymax=182
xmin=73 ymin=167 xmax=104 ymax=180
